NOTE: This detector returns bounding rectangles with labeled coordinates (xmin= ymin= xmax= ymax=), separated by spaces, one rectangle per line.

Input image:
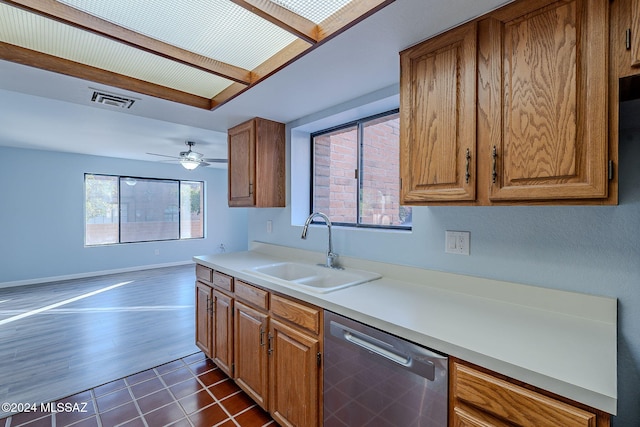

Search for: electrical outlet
xmin=445 ymin=231 xmax=470 ymax=255
xmin=267 ymin=220 xmax=273 ymax=234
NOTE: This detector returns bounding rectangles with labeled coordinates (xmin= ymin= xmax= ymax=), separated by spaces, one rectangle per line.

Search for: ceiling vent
xmin=90 ymin=90 xmax=137 ymax=109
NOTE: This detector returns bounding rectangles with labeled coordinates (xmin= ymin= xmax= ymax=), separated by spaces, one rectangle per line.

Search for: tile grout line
xmin=154 ymin=364 xmax=190 ymax=427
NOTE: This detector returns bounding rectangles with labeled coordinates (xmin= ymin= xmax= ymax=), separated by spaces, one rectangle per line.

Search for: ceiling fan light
xmin=180 ymin=158 xmax=200 ymax=170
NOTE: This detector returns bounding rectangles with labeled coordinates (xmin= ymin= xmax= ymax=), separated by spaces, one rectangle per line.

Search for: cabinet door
xmin=484 ymin=0 xmax=609 ymax=201
xmin=452 ymin=362 xmax=598 ymax=427
xmin=234 ymin=302 xmax=269 ymax=409
xmin=212 ymin=290 xmax=234 ymax=376
xmin=400 ymin=21 xmax=477 ymax=203
xmin=269 ymin=319 xmax=320 ymax=427
xmin=195 ymin=281 xmax=212 ymax=357
xmin=228 ymin=119 xmax=255 ymax=207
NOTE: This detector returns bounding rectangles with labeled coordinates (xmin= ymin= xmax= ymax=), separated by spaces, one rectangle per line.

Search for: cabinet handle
xmin=267 ymin=332 xmax=273 ymax=355
xmin=260 ymin=326 xmax=265 ymax=346
xmin=206 ymin=296 xmax=211 ymax=314
xmin=249 ymin=183 xmax=253 ymax=195
xmin=465 ymin=148 xmax=471 ymax=184
xmin=491 ymin=146 xmax=498 ymax=184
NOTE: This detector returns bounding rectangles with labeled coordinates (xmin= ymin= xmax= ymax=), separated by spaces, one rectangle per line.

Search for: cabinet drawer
xmin=270 ymin=294 xmax=320 ymax=335
xmin=452 ymin=362 xmax=596 ymax=427
xmin=213 ymin=271 xmax=233 ymax=292
xmin=235 ymin=280 xmax=268 ymax=310
xmin=196 ymin=264 xmax=213 ymax=283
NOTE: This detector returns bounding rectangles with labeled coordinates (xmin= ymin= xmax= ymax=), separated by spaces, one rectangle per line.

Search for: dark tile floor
xmin=2 ymin=352 xmax=276 ymax=427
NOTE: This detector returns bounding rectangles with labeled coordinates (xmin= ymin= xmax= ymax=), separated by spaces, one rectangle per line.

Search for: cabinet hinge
xmin=608 ymin=160 xmax=614 ymax=181
xmin=626 ymin=28 xmax=632 ymax=50
xmin=317 ymin=352 xmax=322 ymax=367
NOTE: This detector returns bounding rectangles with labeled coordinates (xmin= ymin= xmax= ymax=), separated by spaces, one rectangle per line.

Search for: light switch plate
xmin=445 ymin=231 xmax=470 ymax=255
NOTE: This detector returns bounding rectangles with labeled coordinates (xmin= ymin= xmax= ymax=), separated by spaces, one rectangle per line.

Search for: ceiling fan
xmin=147 ymin=141 xmax=227 ymax=170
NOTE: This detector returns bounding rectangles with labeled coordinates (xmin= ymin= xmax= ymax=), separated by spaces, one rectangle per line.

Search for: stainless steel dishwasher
xmin=324 ymin=311 xmax=448 ymax=427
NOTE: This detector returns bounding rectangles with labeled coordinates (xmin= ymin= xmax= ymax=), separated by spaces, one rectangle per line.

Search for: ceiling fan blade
xmin=146 ymin=152 xmax=181 ymax=160
xmin=202 ymin=158 xmax=228 ymax=163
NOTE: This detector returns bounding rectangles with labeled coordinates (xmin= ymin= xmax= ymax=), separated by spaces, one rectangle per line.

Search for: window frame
xmin=310 ymin=108 xmax=411 ymax=231
xmin=84 ymin=173 xmax=205 ymax=246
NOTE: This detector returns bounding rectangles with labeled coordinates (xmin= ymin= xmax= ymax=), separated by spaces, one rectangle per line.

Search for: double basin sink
xmin=245 ymin=262 xmax=381 ymax=293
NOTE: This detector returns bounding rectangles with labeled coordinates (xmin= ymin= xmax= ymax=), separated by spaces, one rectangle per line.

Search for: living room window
xmin=311 ymin=110 xmax=411 ymax=229
xmin=85 ymin=174 xmax=204 ymax=246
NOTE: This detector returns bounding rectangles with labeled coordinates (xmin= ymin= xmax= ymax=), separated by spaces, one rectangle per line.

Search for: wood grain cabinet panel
xmin=196 ymin=264 xmax=213 ymax=283
xmin=235 ymin=280 xmax=269 ymax=310
xmin=451 ymin=361 xmax=609 ymax=427
xmin=195 ymin=281 xmax=212 ymax=357
xmin=484 ymin=0 xmax=609 ymax=201
xmin=400 ymin=0 xmax=614 ymax=205
xmin=270 ymin=293 xmax=320 ymax=335
xmin=228 ymin=117 xmax=285 ymax=208
xmin=269 ymin=319 xmax=320 ymax=427
xmin=615 ymin=0 xmax=640 ymax=77
xmin=212 ymin=289 xmax=234 ymax=377
xmin=213 ymin=271 xmax=233 ymax=293
xmin=400 ymin=21 xmax=477 ymax=203
xmin=234 ymin=301 xmax=269 ymax=409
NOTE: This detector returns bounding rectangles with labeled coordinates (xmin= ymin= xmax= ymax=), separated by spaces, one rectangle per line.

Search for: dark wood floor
xmin=0 ymin=265 xmax=200 ymax=419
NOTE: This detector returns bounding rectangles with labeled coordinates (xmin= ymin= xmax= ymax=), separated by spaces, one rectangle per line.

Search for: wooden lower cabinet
xmin=195 ymin=281 xmax=212 ymax=356
xmin=212 ymin=289 xmax=234 ymax=377
xmin=234 ymin=301 xmax=269 ymax=409
xmin=196 ymin=267 xmax=322 ymax=427
xmin=450 ymin=360 xmax=610 ymax=427
xmin=269 ymin=319 xmax=320 ymax=427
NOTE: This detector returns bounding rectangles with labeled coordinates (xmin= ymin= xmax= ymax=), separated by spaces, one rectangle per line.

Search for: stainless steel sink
xmin=246 ymin=262 xmax=381 ymax=293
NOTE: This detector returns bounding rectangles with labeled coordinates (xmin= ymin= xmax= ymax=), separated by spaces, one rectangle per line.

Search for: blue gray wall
xmin=248 ymin=95 xmax=640 ymax=426
xmin=0 ymin=146 xmax=248 ymax=284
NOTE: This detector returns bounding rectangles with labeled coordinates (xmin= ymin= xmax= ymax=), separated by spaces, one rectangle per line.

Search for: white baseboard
xmin=0 ymin=261 xmax=194 ymax=289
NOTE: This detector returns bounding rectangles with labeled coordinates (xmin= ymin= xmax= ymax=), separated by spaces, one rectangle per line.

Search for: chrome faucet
xmin=301 ymin=212 xmax=341 ymax=269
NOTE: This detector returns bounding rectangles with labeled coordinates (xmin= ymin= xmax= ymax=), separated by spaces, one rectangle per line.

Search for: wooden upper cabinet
xmin=228 ymin=117 xmax=285 ymax=208
xmin=483 ymin=0 xmax=609 ymax=201
xmin=615 ymin=0 xmax=640 ymax=77
xmin=400 ymin=21 xmax=477 ymax=203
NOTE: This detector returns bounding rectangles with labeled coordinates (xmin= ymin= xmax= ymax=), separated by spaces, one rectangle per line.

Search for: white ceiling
xmin=0 ymin=0 xmax=513 ymax=166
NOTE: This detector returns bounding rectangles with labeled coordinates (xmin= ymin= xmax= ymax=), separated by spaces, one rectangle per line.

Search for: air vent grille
xmin=91 ymin=90 xmax=136 ymax=108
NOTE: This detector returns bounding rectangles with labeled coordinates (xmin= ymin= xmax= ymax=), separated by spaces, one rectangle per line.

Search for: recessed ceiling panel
xmin=56 ymin=0 xmax=299 ymax=70
xmin=0 ymin=3 xmax=234 ymax=98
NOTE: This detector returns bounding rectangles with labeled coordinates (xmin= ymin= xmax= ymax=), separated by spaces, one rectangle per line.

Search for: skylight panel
xmin=269 ymin=0 xmax=352 ymax=24
xmin=56 ymin=0 xmax=298 ymax=70
xmin=0 ymin=3 xmax=234 ymax=98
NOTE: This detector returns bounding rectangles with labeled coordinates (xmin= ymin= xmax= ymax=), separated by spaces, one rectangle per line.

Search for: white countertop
xmin=194 ymin=242 xmax=617 ymax=414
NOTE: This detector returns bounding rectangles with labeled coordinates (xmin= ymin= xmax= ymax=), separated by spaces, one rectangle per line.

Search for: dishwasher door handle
xmin=330 ymin=320 xmax=437 ymax=380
